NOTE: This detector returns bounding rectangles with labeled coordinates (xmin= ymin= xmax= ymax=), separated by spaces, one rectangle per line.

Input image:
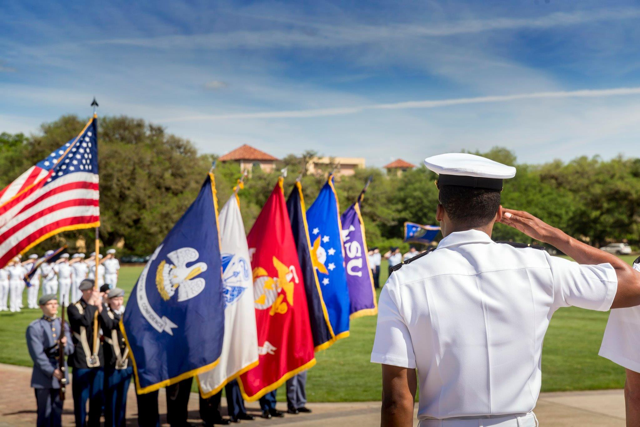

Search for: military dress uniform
xmin=102 ymin=288 xmax=133 ymax=427
xmin=8 ymin=260 xmax=26 ymax=312
xmin=103 ymin=250 xmax=120 ymax=289
xmin=56 ymin=254 xmax=73 ymax=307
xmin=40 ymin=260 xmax=59 ymax=296
xmin=71 ymin=254 xmax=88 ymax=303
xmin=26 ymin=254 xmax=41 ymax=309
xmin=371 ymin=153 xmax=620 ymax=426
xmin=67 ymin=280 xmax=115 ymax=427
xmin=26 ymin=295 xmax=74 ymax=427
xmin=0 ymin=267 xmax=9 ymax=311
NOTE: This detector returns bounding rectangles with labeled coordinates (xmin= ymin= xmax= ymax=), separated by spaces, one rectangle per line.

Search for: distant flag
xmin=404 ymin=222 xmax=441 ymax=245
xmin=0 ymin=116 xmax=100 ymax=268
xmin=122 ymin=173 xmax=225 ymax=394
xmin=286 ymin=181 xmax=336 ymax=351
xmin=306 ymin=174 xmax=351 ymax=340
xmin=24 ymin=246 xmax=67 ymax=285
xmin=341 ymin=180 xmax=377 ymax=318
xmin=198 ymin=195 xmax=259 ymax=398
xmin=239 ymin=178 xmax=315 ymax=401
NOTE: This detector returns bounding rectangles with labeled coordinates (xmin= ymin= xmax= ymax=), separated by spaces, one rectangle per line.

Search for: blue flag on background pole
xmin=122 ymin=173 xmax=225 ymax=394
xmin=286 ymin=181 xmax=336 ymax=351
xmin=306 ymin=175 xmax=351 ymax=340
xmin=404 ymin=222 xmax=441 ymax=245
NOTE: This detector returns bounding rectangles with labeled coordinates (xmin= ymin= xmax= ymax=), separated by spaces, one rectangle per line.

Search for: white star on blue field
xmin=2 ymin=1 xmax=640 ymax=165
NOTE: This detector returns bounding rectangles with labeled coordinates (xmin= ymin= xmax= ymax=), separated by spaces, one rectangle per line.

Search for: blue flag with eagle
xmin=122 ymin=173 xmax=225 ymax=394
xmin=305 ymin=175 xmax=351 ymax=340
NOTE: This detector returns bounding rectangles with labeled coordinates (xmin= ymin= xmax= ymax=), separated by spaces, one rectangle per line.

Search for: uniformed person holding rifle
xmin=67 ymin=278 xmax=114 ymax=427
xmin=371 ymin=153 xmax=640 ymax=427
xmin=26 ymin=293 xmax=74 ymax=427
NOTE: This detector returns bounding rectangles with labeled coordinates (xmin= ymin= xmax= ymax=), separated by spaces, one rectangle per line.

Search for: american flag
xmin=0 ymin=116 xmax=100 ymax=268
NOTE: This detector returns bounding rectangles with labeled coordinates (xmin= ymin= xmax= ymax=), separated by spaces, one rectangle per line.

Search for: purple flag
xmin=340 ymin=181 xmax=377 ymax=318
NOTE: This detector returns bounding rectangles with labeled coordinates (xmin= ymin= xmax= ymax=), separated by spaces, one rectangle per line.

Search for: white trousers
xmin=419 ymin=412 xmax=538 ymax=427
xmin=9 ymin=280 xmax=22 ymax=312
xmin=0 ymin=281 xmax=8 ymax=311
xmin=59 ymin=278 xmax=71 ymax=307
xmin=27 ymin=282 xmax=40 ymax=308
xmin=71 ymin=279 xmax=82 ymax=303
xmin=42 ymin=279 xmax=58 ymax=296
xmin=105 ymin=273 xmax=118 ymax=288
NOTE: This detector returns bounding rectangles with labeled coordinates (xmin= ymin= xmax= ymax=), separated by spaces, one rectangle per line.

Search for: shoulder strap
xmin=390 ymin=247 xmax=435 ymax=274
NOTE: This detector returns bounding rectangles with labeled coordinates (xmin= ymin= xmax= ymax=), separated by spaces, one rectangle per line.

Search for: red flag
xmin=238 ymin=178 xmax=316 ymax=401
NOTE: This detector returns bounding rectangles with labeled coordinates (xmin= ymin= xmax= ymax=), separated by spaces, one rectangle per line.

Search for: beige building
xmin=218 ymin=144 xmax=279 ymax=173
xmin=307 ymin=157 xmax=366 ymax=177
xmin=384 ymin=159 xmax=416 ymax=176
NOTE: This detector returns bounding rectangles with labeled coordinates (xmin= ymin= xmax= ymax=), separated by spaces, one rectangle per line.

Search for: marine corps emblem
xmin=253 ymin=257 xmax=298 ymax=316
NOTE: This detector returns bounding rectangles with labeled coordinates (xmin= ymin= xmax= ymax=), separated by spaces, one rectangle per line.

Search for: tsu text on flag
xmin=286 ymin=181 xmax=335 ymax=351
xmin=239 ymin=178 xmax=315 ymax=401
xmin=0 ymin=116 xmax=99 ymax=268
xmin=198 ymin=195 xmax=259 ymax=398
xmin=306 ymin=175 xmax=351 ymax=340
xmin=404 ymin=222 xmax=441 ymax=245
xmin=122 ymin=173 xmax=225 ymax=394
xmin=341 ymin=189 xmax=377 ymax=318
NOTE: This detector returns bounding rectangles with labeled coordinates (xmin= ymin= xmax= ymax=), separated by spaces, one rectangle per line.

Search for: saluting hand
xmin=498 ymin=208 xmax=561 ymax=244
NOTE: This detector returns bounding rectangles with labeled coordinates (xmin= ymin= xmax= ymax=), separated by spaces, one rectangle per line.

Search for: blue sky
xmin=2 ymin=1 xmax=640 ymax=167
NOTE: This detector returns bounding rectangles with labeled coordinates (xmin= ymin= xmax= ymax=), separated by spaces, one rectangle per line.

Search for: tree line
xmin=1 ymin=115 xmax=639 ymax=256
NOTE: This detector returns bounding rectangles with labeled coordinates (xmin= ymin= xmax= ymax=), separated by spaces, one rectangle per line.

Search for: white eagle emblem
xmin=156 ymin=248 xmax=208 ymax=302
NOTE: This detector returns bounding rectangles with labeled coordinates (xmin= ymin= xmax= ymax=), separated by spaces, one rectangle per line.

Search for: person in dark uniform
xmin=199 ymin=379 xmax=254 ymax=425
xmin=102 ymin=288 xmax=132 ymax=427
xmin=135 ymin=388 xmax=160 ymax=427
xmin=259 ymin=390 xmax=283 ymax=419
xmin=67 ymin=279 xmax=114 ymax=427
xmin=166 ymin=377 xmax=194 ymax=427
xmin=26 ymin=294 xmax=74 ymax=427
xmin=286 ymin=372 xmax=311 ymax=414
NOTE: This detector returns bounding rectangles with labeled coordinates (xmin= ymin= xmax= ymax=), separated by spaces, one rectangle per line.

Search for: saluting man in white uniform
xmin=70 ymin=253 xmax=88 ymax=303
xmin=371 ymin=153 xmax=640 ymax=427
xmin=600 ymin=257 xmax=640 ymax=425
xmin=56 ymin=253 xmax=73 ymax=306
xmin=89 ymin=254 xmax=105 ymax=287
xmin=0 ymin=265 xmax=9 ymax=311
xmin=39 ymin=250 xmax=58 ymax=296
xmin=103 ymin=249 xmax=120 ymax=289
xmin=24 ymin=254 xmax=41 ymax=309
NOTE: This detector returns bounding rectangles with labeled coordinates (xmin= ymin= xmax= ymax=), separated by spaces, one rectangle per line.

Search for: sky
xmin=2 ymin=0 xmax=640 ymax=167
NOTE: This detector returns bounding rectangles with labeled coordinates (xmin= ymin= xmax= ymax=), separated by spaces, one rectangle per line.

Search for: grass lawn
xmin=0 ymin=257 xmax=631 ymax=401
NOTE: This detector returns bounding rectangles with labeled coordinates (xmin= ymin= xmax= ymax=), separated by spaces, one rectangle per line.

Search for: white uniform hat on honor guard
xmin=424 ymin=153 xmax=516 ymax=191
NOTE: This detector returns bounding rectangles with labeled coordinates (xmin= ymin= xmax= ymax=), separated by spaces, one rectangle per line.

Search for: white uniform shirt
xmin=0 ymin=268 xmax=9 ymax=282
xmin=8 ymin=265 xmax=26 ymax=281
xmin=56 ymin=262 xmax=73 ymax=280
xmin=72 ymin=262 xmax=88 ymax=281
xmin=90 ymin=264 xmax=105 ymax=281
xmin=25 ymin=262 xmax=39 ymax=284
xmin=103 ymin=258 xmax=120 ymax=275
xmin=599 ymin=261 xmax=640 ymax=373
xmin=403 ymin=251 xmax=419 ymax=261
xmin=372 ymin=253 xmax=381 ymax=267
xmin=388 ymin=252 xmax=402 ymax=267
xmin=39 ymin=263 xmax=56 ymax=282
xmin=371 ymin=230 xmax=618 ymax=420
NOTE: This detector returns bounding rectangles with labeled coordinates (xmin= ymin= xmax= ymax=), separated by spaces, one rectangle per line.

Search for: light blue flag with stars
xmin=306 ymin=175 xmax=351 ymax=340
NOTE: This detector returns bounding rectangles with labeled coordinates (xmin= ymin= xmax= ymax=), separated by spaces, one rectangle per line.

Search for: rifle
xmin=58 ymin=303 xmax=67 ymax=401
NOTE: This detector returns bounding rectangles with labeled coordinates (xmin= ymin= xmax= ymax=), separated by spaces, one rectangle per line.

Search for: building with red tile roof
xmin=218 ymin=144 xmax=279 ymax=173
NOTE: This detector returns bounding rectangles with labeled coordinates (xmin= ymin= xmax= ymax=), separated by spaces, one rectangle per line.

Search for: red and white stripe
xmin=0 ymin=172 xmax=100 ymax=267
xmin=0 ymin=166 xmax=49 ymax=205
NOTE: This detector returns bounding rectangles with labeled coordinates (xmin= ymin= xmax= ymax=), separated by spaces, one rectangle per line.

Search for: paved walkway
xmin=0 ymin=363 xmax=626 ymax=426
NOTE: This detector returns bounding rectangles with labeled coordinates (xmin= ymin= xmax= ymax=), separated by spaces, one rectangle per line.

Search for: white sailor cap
xmin=29 ymin=254 xmax=38 ymax=260
xmin=72 ymin=253 xmax=81 ymax=258
xmin=79 ymin=253 xmax=86 ymax=259
xmin=98 ymin=254 xmax=103 ymax=259
xmin=60 ymin=253 xmax=70 ymax=259
xmin=107 ymin=249 xmax=116 ymax=255
xmin=89 ymin=252 xmax=96 ymax=257
xmin=424 ymin=153 xmax=516 ymax=191
xmin=44 ymin=250 xmax=54 ymax=257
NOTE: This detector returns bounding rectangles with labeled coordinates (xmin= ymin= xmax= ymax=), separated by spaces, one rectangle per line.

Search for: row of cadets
xmin=0 ymin=256 xmax=27 ymax=312
xmin=383 ymin=246 xmax=402 ymax=277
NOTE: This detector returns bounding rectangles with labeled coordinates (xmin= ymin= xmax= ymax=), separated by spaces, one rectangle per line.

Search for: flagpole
xmin=92 ymin=98 xmax=100 ymax=291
